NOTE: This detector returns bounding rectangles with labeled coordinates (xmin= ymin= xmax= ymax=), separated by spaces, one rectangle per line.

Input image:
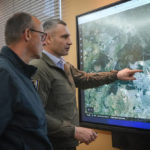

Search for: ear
xmin=24 ymin=28 xmax=31 ymax=42
xmin=46 ymin=33 xmax=53 ymax=44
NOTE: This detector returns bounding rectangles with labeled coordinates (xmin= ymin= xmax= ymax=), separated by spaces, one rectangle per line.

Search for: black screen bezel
xmin=76 ymin=0 xmax=150 ymax=135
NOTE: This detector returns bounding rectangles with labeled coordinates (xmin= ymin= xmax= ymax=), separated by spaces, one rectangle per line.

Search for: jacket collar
xmin=42 ymin=50 xmax=65 ymax=69
xmin=41 ymin=52 xmax=73 ymax=85
xmin=0 ymin=46 xmax=37 ymax=78
xmin=42 ymin=52 xmax=71 ymax=70
xmin=42 ymin=52 xmax=58 ymax=68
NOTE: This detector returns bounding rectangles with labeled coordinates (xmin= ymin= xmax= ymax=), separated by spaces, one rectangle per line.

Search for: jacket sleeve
xmin=32 ymin=68 xmax=75 ymax=138
xmin=0 ymin=69 xmax=14 ymax=135
xmin=69 ymin=63 xmax=118 ymax=89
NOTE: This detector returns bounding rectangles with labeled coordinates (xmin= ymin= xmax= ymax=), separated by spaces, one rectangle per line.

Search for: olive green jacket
xmin=30 ymin=53 xmax=118 ymax=148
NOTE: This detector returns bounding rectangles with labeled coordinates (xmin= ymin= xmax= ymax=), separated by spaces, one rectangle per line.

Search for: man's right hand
xmin=74 ymin=126 xmax=98 ymax=145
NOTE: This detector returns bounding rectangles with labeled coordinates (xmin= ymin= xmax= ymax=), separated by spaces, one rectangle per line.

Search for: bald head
xmin=43 ymin=19 xmax=67 ymax=33
xmin=4 ymin=12 xmax=45 ymax=63
xmin=5 ymin=12 xmax=35 ymax=45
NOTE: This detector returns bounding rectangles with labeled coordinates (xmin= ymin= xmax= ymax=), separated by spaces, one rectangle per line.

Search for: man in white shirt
xmin=30 ymin=19 xmax=142 ymax=150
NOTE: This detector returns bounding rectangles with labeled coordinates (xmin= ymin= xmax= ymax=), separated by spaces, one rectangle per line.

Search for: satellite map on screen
xmin=78 ymin=2 xmax=150 ymax=120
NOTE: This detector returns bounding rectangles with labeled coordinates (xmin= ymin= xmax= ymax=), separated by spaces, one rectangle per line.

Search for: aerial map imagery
xmin=78 ymin=1 xmax=150 ymax=121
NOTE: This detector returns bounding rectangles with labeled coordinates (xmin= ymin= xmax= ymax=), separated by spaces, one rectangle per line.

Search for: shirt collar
xmin=0 ymin=46 xmax=37 ymax=78
xmin=43 ymin=50 xmax=65 ymax=67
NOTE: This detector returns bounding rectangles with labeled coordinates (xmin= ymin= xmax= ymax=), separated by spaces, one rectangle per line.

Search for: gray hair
xmin=5 ymin=12 xmax=34 ymax=45
xmin=43 ymin=19 xmax=67 ymax=32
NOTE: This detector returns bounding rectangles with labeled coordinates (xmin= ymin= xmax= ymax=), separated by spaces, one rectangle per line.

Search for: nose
xmin=68 ymin=37 xmax=72 ymax=45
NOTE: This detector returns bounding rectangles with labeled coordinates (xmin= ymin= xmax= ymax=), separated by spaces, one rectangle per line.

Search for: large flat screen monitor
xmin=76 ymin=0 xmax=150 ymax=134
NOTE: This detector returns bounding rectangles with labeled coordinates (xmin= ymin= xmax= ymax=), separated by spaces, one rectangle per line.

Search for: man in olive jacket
xmin=30 ymin=19 xmax=142 ymax=150
xmin=0 ymin=13 xmax=53 ymax=150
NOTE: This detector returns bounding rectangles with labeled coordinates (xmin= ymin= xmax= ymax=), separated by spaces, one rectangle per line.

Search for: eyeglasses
xmin=29 ymin=28 xmax=47 ymax=42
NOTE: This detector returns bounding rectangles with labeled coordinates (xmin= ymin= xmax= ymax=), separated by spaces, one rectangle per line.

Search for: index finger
xmin=129 ymin=69 xmax=143 ymax=73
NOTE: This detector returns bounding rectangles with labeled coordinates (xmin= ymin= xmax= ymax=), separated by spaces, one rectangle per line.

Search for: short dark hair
xmin=43 ymin=19 xmax=67 ymax=32
xmin=5 ymin=12 xmax=34 ymax=45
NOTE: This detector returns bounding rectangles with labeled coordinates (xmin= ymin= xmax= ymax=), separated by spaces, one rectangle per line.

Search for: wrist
xmin=111 ymin=70 xmax=119 ymax=80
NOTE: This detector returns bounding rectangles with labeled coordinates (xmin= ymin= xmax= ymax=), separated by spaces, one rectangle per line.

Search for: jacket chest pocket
xmin=52 ymin=79 xmax=73 ymax=94
xmin=52 ymin=80 xmax=75 ymax=106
